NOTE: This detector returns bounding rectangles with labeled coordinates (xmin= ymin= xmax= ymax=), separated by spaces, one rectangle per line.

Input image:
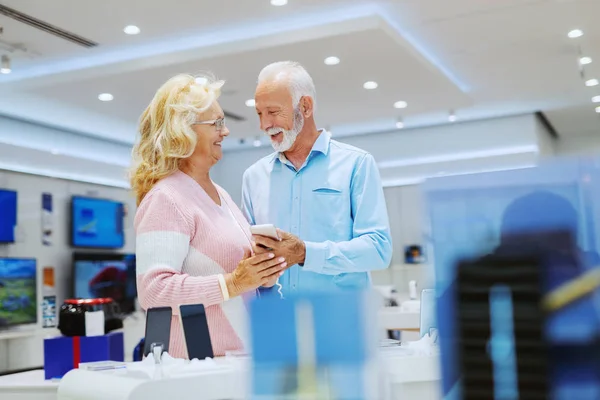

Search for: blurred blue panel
xmin=422 ymin=156 xmax=600 ymax=398
xmin=311 ymin=291 xmax=367 ymax=364
xmin=250 ymin=296 xmax=298 ymax=364
xmin=249 ymin=290 xmax=372 ymax=399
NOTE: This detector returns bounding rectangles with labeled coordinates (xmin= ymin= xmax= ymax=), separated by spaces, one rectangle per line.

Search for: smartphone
xmin=250 ymin=224 xmax=280 ymax=250
xmin=178 ymin=303 xmax=214 ymax=360
xmin=250 ymin=224 xmax=280 ymax=240
xmin=143 ymin=306 xmax=172 ymax=357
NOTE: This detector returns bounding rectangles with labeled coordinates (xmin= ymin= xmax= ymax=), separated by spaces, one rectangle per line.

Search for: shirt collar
xmin=270 ymin=129 xmax=331 ymax=164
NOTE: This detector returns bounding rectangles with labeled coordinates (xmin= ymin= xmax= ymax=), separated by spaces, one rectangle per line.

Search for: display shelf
xmin=0 ymin=327 xmax=60 ymax=341
xmin=390 ymin=263 xmax=428 ymax=271
xmin=0 ymin=329 xmax=37 ymax=341
xmin=378 ymin=309 xmax=420 ymax=331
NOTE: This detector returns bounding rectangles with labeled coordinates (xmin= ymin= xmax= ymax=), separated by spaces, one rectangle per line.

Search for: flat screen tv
xmin=70 ymin=196 xmax=125 ymax=249
xmin=73 ymin=253 xmax=137 ymax=314
xmin=0 ymin=189 xmax=17 ymax=243
xmin=0 ymin=257 xmax=37 ymax=328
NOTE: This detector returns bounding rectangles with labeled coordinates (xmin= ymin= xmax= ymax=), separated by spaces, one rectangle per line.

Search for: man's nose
xmin=260 ymin=115 xmax=272 ymax=132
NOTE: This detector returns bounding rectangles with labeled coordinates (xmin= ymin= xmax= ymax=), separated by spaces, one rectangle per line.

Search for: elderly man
xmin=241 ymin=61 xmax=392 ymax=295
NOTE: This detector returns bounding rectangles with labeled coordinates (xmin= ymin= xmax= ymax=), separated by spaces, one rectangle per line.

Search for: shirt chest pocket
xmin=311 ymin=186 xmax=350 ymax=232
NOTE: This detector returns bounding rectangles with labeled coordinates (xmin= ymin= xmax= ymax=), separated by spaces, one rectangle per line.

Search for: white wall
xmin=213 ymin=113 xmax=547 ymax=204
xmin=0 ymin=169 xmax=136 ymax=373
xmin=555 ymin=133 xmax=600 ymax=156
xmin=0 ymin=115 xmax=131 ymax=167
xmin=4 ymin=111 xmax=599 ymax=194
xmin=0 ymin=115 xmax=132 ymax=187
xmin=369 ymin=185 xmax=431 ymax=295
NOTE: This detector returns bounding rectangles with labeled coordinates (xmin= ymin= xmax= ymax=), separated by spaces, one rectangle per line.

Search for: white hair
xmin=257 ymin=61 xmax=316 ymax=110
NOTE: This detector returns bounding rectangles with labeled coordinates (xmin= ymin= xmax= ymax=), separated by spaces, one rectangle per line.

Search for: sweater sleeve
xmin=134 ymin=188 xmax=224 ymax=313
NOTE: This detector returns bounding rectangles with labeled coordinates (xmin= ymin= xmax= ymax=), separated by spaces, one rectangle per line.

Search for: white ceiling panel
xmin=0 ymin=0 xmax=597 ymax=152
xmin=23 ymin=26 xmax=472 ymax=140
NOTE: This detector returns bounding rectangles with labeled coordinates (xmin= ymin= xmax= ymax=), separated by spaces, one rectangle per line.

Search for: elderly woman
xmin=130 ymin=74 xmax=287 ymax=358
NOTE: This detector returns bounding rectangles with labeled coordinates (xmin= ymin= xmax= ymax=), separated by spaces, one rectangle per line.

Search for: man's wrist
xmin=297 ymin=240 xmax=306 ymax=266
xmin=301 ymin=241 xmax=327 ymax=274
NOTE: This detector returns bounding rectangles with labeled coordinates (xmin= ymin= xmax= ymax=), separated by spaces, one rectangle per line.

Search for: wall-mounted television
xmin=72 ymin=253 xmax=137 ymax=314
xmin=0 ymin=257 xmax=37 ymax=328
xmin=0 ymin=189 xmax=17 ymax=244
xmin=70 ymin=196 xmax=125 ymax=249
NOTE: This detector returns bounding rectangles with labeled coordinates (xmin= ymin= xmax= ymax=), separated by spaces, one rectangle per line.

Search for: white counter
xmin=0 ymin=369 xmax=59 ymax=400
xmin=56 ymin=348 xmax=441 ymax=400
xmin=378 ymin=309 xmax=420 ymax=330
xmin=0 ymin=349 xmax=440 ymax=400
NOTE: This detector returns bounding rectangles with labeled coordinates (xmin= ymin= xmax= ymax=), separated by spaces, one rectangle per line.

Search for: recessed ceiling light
xmin=395 ymin=121 xmax=404 ymax=129
xmin=123 ymin=25 xmax=140 ymax=35
xmin=580 ymin=56 xmax=593 ymax=65
xmin=593 ymin=95 xmax=600 ymax=103
xmin=324 ymin=56 xmax=340 ymax=66
xmin=568 ymin=29 xmax=583 ymax=38
xmin=448 ymin=111 xmax=457 ymax=122
xmin=363 ymin=81 xmax=378 ymax=90
xmin=98 ymin=93 xmax=114 ymax=102
xmin=245 ymin=99 xmax=256 ymax=107
xmin=596 ymin=106 xmax=600 ymax=113
xmin=271 ymin=0 xmax=287 ymax=5
xmin=585 ymin=79 xmax=599 ymax=87
xmin=394 ymin=101 xmax=408 ymax=109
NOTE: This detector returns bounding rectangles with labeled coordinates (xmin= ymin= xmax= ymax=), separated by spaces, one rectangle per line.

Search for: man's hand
xmin=252 ymin=229 xmax=306 ymax=267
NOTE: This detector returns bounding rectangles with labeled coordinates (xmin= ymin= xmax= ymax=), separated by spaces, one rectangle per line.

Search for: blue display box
xmin=43 ymin=332 xmax=124 ymax=380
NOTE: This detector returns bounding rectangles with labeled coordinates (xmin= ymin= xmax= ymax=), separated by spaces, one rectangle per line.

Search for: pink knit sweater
xmin=134 ymin=170 xmax=255 ymax=359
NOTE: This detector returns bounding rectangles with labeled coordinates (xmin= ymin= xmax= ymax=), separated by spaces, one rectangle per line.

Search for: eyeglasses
xmin=192 ymin=117 xmax=226 ymax=133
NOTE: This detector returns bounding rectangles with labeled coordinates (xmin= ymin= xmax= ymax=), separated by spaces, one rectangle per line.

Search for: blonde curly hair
xmin=130 ymin=73 xmax=224 ymax=205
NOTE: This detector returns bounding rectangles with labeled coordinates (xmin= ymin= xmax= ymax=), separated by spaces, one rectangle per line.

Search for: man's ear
xmin=301 ymin=96 xmax=314 ymax=118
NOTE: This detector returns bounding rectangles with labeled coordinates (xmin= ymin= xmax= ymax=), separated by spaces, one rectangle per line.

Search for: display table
xmin=378 ymin=308 xmax=421 ymax=341
xmin=381 ymin=349 xmax=441 ymax=399
xmin=0 ymin=350 xmax=441 ymax=400
xmin=0 ymin=369 xmax=59 ymax=400
xmin=378 ymin=309 xmax=420 ymax=331
xmin=55 ymin=347 xmax=440 ymax=400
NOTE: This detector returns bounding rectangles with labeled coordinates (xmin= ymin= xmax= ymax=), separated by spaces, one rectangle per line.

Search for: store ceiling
xmin=0 ymin=0 xmax=598 ymax=149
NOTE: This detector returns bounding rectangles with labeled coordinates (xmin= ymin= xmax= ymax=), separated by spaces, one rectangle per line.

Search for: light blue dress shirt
xmin=241 ymin=130 xmax=393 ymax=295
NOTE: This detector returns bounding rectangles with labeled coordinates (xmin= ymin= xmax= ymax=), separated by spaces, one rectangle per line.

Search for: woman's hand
xmin=225 ymin=249 xmax=287 ymax=298
xmin=261 ymin=274 xmax=280 ymax=288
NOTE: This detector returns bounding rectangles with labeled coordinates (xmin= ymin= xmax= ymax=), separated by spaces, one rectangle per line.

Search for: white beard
xmin=266 ymin=107 xmax=304 ymax=153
